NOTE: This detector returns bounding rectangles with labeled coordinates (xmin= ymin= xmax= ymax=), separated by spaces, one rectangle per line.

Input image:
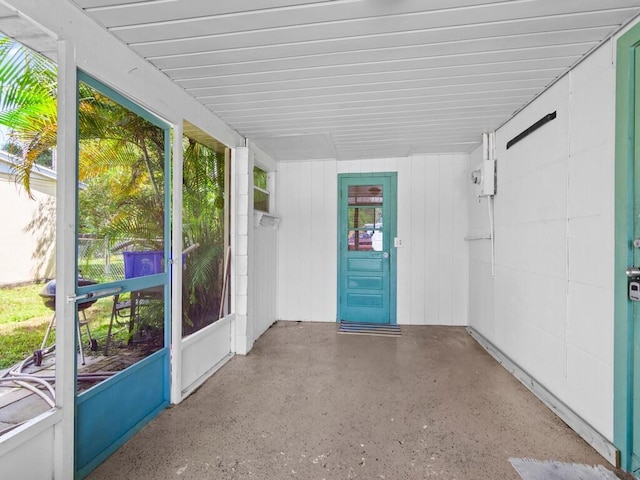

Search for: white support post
xmin=171 ymin=122 xmax=183 ymax=404
xmin=229 ymin=148 xmax=237 ymax=353
xmin=233 ymin=147 xmax=252 ymax=354
xmin=54 ymin=39 xmax=77 ymax=480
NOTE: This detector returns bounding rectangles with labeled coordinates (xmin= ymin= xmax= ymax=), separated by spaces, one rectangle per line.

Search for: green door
xmin=338 ymin=173 xmax=396 ymax=324
xmin=632 ymin=47 xmax=640 ymax=474
xmin=615 ymin=22 xmax=640 ymax=475
xmin=631 ymin=47 xmax=640 ymax=474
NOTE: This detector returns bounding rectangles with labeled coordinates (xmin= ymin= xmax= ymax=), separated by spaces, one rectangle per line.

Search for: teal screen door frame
xmin=338 ymin=173 xmax=397 ymax=324
xmin=73 ymin=71 xmax=171 ymax=479
xmin=615 ymin=20 xmax=640 ymax=474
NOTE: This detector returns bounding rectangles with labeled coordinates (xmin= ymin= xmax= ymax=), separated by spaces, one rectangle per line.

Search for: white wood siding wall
xmin=467 ymin=43 xmax=615 ymax=440
xmin=277 ymin=160 xmax=338 ymax=322
xmin=252 ymin=225 xmax=278 ymax=338
xmin=248 ymin=144 xmax=279 ymax=342
xmin=277 ymin=155 xmax=469 ymax=325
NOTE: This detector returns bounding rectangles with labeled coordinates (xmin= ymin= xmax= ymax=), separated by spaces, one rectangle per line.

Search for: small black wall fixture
xmin=506 ymin=111 xmax=557 ymax=150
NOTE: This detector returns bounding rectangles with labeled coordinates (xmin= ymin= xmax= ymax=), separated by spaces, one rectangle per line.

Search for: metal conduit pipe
xmin=1 ymin=348 xmax=115 ymax=409
xmin=488 ymin=196 xmax=496 ymax=278
xmin=1 ymin=336 xmax=118 ymax=411
xmin=0 ymin=375 xmax=56 ymax=397
xmin=0 ymin=377 xmax=55 ymax=408
xmin=6 ymin=373 xmax=114 ymax=382
xmin=13 ymin=381 xmax=55 ymax=407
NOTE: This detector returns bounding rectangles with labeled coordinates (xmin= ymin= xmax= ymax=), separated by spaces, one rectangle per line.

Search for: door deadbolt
xmin=627 ymin=267 xmax=640 ymax=277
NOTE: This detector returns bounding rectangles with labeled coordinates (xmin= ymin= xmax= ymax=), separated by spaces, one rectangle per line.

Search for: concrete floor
xmin=88 ymin=322 xmax=619 ymax=480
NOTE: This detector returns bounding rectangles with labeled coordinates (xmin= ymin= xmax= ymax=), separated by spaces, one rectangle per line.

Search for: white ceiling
xmin=0 ymin=4 xmax=56 ymax=60
xmin=12 ymin=1 xmax=640 ymax=160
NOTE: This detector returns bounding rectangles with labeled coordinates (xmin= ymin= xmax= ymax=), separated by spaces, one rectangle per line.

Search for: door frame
xmin=337 ymin=172 xmax=398 ymax=325
xmin=614 ymin=20 xmax=640 ymax=472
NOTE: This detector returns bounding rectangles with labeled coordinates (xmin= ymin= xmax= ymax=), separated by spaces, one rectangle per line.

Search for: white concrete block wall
xmin=277 ymin=155 xmax=469 ymax=325
xmin=233 ymin=147 xmax=251 ymax=354
xmin=467 ymin=42 xmax=616 ymax=439
xmin=565 ymin=43 xmax=616 ymax=439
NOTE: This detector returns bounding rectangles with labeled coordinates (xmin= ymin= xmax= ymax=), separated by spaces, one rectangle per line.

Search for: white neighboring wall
xmin=468 ymin=42 xmax=615 ymax=440
xmin=0 ymin=179 xmax=55 ymax=285
xmin=277 ymin=155 xmax=469 ymax=325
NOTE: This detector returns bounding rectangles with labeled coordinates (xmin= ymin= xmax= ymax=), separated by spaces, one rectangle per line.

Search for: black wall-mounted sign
xmin=506 ymin=111 xmax=557 ymax=150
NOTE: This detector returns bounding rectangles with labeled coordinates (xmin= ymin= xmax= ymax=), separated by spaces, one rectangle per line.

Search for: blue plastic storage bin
xmin=123 ymin=251 xmax=164 ymax=278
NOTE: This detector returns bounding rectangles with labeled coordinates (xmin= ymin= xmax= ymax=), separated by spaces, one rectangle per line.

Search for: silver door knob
xmin=627 ymin=267 xmax=640 ymax=277
xmin=383 ymin=252 xmax=389 ymax=259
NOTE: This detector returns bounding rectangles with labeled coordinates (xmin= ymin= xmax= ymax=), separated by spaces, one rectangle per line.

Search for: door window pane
xmin=76 ymin=291 xmax=165 ymax=392
xmin=77 ymin=82 xmax=165 ymax=284
xmin=347 ymin=185 xmax=383 ymax=251
xmin=348 ymin=230 xmax=373 ymax=251
xmin=348 ymin=207 xmax=381 ymax=229
xmin=348 ymin=184 xmax=383 ymax=205
xmin=75 ymin=78 xmax=167 ymax=377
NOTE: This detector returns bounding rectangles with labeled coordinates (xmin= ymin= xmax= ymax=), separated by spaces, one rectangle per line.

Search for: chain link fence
xmin=77 ymin=236 xmax=126 ymax=282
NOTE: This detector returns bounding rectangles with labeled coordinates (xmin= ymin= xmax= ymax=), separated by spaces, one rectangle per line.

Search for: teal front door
xmin=338 ymin=173 xmax=396 ymax=324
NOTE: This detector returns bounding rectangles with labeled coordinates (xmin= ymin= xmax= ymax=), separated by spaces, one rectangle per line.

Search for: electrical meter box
xmin=480 ymin=159 xmax=495 ymax=197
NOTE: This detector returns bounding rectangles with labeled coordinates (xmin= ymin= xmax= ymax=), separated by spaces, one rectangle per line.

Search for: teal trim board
xmin=77 ymin=70 xmax=170 ymax=130
xmin=337 ymin=173 xmax=397 ymax=325
xmin=614 ymin=20 xmax=640 ymax=473
xmin=74 ymin=72 xmax=171 ymax=479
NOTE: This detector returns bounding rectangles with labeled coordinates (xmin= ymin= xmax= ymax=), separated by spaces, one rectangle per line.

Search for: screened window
xmin=253 ymin=166 xmax=270 ymax=213
xmin=181 ymin=133 xmax=230 ymax=336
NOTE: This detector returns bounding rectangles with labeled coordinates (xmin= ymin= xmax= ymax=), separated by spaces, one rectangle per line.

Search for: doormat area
xmin=509 ymin=458 xmax=619 ymax=480
xmin=338 ymin=321 xmax=401 ymax=337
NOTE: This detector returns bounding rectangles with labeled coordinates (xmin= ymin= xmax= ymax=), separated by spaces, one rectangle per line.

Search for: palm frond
xmin=0 ymin=37 xmax=57 ymax=196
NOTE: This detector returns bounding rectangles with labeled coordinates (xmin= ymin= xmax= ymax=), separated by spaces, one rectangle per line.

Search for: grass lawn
xmin=0 ymin=283 xmax=116 ymax=369
xmin=0 ymin=284 xmax=51 ymax=325
xmin=0 ymin=284 xmax=51 ymax=369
